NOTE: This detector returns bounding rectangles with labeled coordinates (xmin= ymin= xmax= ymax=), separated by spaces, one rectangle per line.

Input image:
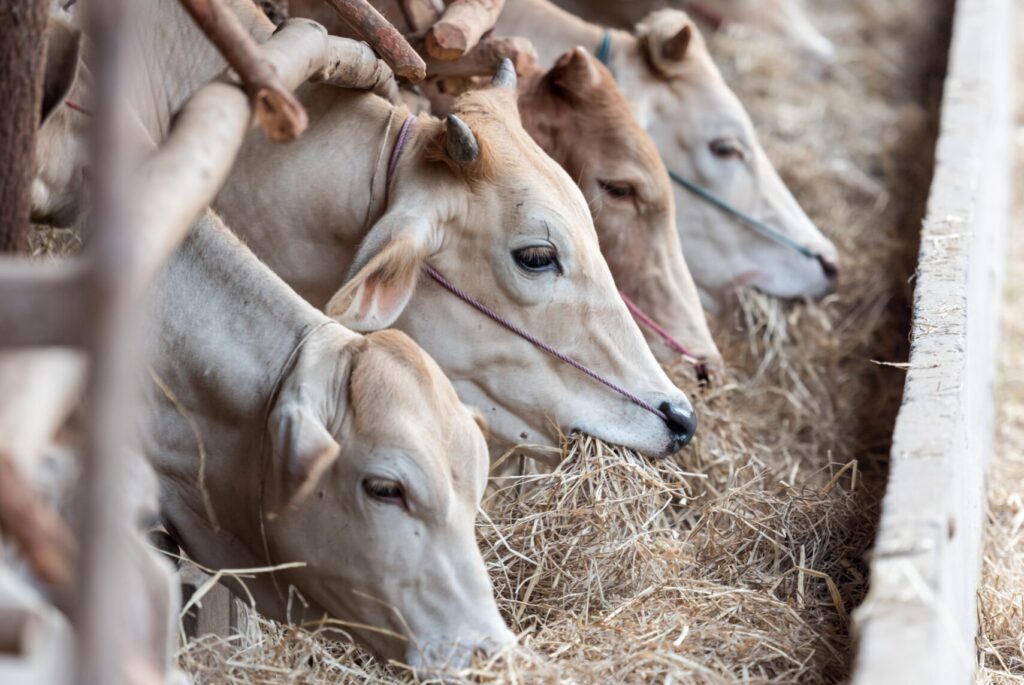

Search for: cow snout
xmin=818 ymin=255 xmax=839 ymax=292
xmin=659 ymin=400 xmax=697 ymax=451
xmin=405 ymin=627 xmax=516 ymax=674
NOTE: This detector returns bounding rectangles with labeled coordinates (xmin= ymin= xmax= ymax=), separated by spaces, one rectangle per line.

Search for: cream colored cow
xmin=497 ymin=0 xmax=839 ymax=310
xmin=147 ymin=212 xmax=513 ymax=670
xmin=41 ymin=0 xmax=698 ymax=457
xmin=215 ymin=64 xmax=698 ymax=457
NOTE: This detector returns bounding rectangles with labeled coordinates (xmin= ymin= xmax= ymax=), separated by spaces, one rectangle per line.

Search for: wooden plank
xmin=849 ymin=0 xmax=1016 ymax=682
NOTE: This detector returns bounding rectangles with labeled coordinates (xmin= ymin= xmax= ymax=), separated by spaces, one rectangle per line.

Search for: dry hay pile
xmin=176 ymin=0 xmax=952 ymax=682
xmin=975 ymin=32 xmax=1024 ymax=684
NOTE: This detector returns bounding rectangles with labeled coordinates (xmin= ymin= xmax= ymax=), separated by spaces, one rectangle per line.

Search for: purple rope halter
xmin=387 ymin=114 xmax=418 ymax=185
xmin=386 ymin=114 xmax=667 ymax=423
xmin=422 ymin=264 xmax=667 ymax=422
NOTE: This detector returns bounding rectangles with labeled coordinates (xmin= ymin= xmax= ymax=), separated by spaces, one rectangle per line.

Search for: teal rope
xmin=591 ymin=28 xmax=816 ymax=260
xmin=667 ymin=170 xmax=819 ymax=260
xmin=595 ymin=30 xmax=612 ymax=66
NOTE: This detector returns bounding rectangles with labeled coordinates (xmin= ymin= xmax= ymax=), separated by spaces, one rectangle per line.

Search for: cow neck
xmin=498 ymin=0 xmax=605 ymax=65
xmin=150 ymin=214 xmax=344 ymax=425
xmin=128 ymin=0 xmax=275 ymax=141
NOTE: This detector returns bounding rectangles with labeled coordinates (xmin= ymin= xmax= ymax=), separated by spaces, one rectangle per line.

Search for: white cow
xmin=496 ymin=0 xmax=839 ymax=310
xmin=550 ymin=0 xmax=836 ymax=68
xmin=146 ymin=212 xmax=514 ymax=670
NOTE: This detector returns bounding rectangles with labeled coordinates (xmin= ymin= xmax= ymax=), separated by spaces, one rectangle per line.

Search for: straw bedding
xmin=175 ymin=0 xmax=953 ymax=682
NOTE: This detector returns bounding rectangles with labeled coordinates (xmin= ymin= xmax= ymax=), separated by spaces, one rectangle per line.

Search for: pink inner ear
xmin=377 ymin=283 xmax=398 ymax=313
xmin=358 ymin=285 xmax=376 ymax=317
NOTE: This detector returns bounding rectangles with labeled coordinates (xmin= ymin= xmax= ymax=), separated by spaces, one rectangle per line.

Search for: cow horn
xmin=445 ymin=114 xmax=480 ymax=166
xmin=492 ymin=58 xmax=517 ymax=89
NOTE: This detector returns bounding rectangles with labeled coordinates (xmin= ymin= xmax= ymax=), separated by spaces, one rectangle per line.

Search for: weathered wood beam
xmin=321 ymin=0 xmax=426 ymax=81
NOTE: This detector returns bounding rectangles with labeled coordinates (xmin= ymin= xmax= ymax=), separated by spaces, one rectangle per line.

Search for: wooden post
xmin=73 ymin=0 xmax=146 ymax=683
xmin=0 ymin=0 xmax=49 ymax=253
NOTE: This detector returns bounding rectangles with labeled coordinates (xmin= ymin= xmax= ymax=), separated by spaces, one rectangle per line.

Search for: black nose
xmin=818 ymin=255 xmax=839 ymax=286
xmin=659 ymin=401 xmax=697 ymax=449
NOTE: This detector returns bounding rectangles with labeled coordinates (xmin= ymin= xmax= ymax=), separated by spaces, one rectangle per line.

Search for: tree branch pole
xmin=0 ymin=0 xmax=49 ymax=252
xmin=321 ymin=0 xmax=426 ymax=81
xmin=425 ymin=0 xmax=505 ymax=61
xmin=178 ymin=0 xmax=308 ymax=141
xmin=423 ymin=35 xmax=537 ymax=78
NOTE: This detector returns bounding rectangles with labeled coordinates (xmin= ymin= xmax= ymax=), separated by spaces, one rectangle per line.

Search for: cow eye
xmin=512 ymin=245 xmax=561 ymax=274
xmin=709 ymin=137 xmax=746 ymax=161
xmin=598 ymin=180 xmax=637 ymax=201
xmin=362 ymin=477 xmax=404 ymax=505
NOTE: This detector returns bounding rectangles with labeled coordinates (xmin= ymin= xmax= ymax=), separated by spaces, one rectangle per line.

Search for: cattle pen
xmin=0 ymin=0 xmax=1019 ymax=684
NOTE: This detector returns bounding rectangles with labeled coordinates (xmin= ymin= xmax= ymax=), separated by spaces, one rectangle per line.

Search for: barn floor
xmin=975 ymin=7 xmax=1024 ymax=681
xmin=175 ymin=1 xmax=956 ymax=684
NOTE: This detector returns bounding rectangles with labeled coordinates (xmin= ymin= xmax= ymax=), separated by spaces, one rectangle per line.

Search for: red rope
xmin=65 ymin=99 xmax=92 ymax=116
xmin=619 ymin=291 xmax=701 ymax=365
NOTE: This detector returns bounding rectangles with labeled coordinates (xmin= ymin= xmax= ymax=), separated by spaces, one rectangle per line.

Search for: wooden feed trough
xmin=851 ymin=0 xmax=1016 ymax=681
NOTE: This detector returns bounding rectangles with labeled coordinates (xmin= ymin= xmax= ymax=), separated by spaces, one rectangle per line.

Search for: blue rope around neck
xmin=595 ymin=30 xmax=612 ymax=66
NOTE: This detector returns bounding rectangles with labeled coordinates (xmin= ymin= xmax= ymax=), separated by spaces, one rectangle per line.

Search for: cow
xmin=146 ymin=211 xmax=514 ymax=670
xmin=516 ymin=47 xmax=721 ymax=372
xmin=549 ymin=0 xmax=836 ymax=69
xmin=288 ymin=0 xmax=720 ymax=375
xmin=215 ymin=63 xmax=698 ymax=457
xmin=495 ymin=0 xmax=840 ymax=311
xmin=40 ymin=0 xmax=698 ymax=458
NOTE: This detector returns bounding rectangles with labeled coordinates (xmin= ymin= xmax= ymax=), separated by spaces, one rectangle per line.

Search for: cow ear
xmin=548 ymin=47 xmax=601 ymax=102
xmin=660 ymin=24 xmax=692 ymax=63
xmin=325 ymin=213 xmax=436 ymax=331
xmin=266 ymin=402 xmax=341 ymax=516
xmin=42 ymin=18 xmax=82 ymax=125
xmin=640 ymin=12 xmax=696 ymax=76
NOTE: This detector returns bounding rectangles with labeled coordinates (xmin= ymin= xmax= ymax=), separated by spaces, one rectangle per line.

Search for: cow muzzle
xmin=660 ymin=400 xmax=697 ymax=451
xmin=404 ymin=625 xmax=517 ymax=675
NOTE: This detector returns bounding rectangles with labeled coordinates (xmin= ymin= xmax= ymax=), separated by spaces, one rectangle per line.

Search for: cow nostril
xmin=818 ymin=255 xmax=839 ymax=284
xmin=659 ymin=401 xmax=697 ymax=447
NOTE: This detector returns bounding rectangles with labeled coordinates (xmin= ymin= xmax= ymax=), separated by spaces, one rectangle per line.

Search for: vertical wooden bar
xmin=74 ymin=0 xmax=145 ymax=683
xmin=0 ymin=0 xmax=49 ymax=253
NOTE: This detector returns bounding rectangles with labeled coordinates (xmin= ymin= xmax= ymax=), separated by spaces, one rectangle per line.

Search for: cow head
xmin=519 ymin=47 xmax=721 ymax=372
xmin=608 ymin=10 xmax=838 ymax=311
xmin=325 ymin=64 xmax=696 ymax=457
xmin=693 ymin=0 xmax=836 ymax=69
xmin=264 ymin=328 xmax=513 ymax=670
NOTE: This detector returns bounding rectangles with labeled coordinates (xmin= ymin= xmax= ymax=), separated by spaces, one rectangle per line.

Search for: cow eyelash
xmin=598 ymin=180 xmax=637 ymax=201
xmin=512 ymin=245 xmax=562 ymax=274
xmin=362 ymin=477 xmax=405 ymax=506
xmin=709 ymin=137 xmax=746 ymax=161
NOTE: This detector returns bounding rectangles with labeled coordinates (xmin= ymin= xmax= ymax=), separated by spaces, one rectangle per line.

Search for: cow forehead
xmin=348 ymin=331 xmax=485 ymax=491
xmin=450 ymin=93 xmax=593 ymax=222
